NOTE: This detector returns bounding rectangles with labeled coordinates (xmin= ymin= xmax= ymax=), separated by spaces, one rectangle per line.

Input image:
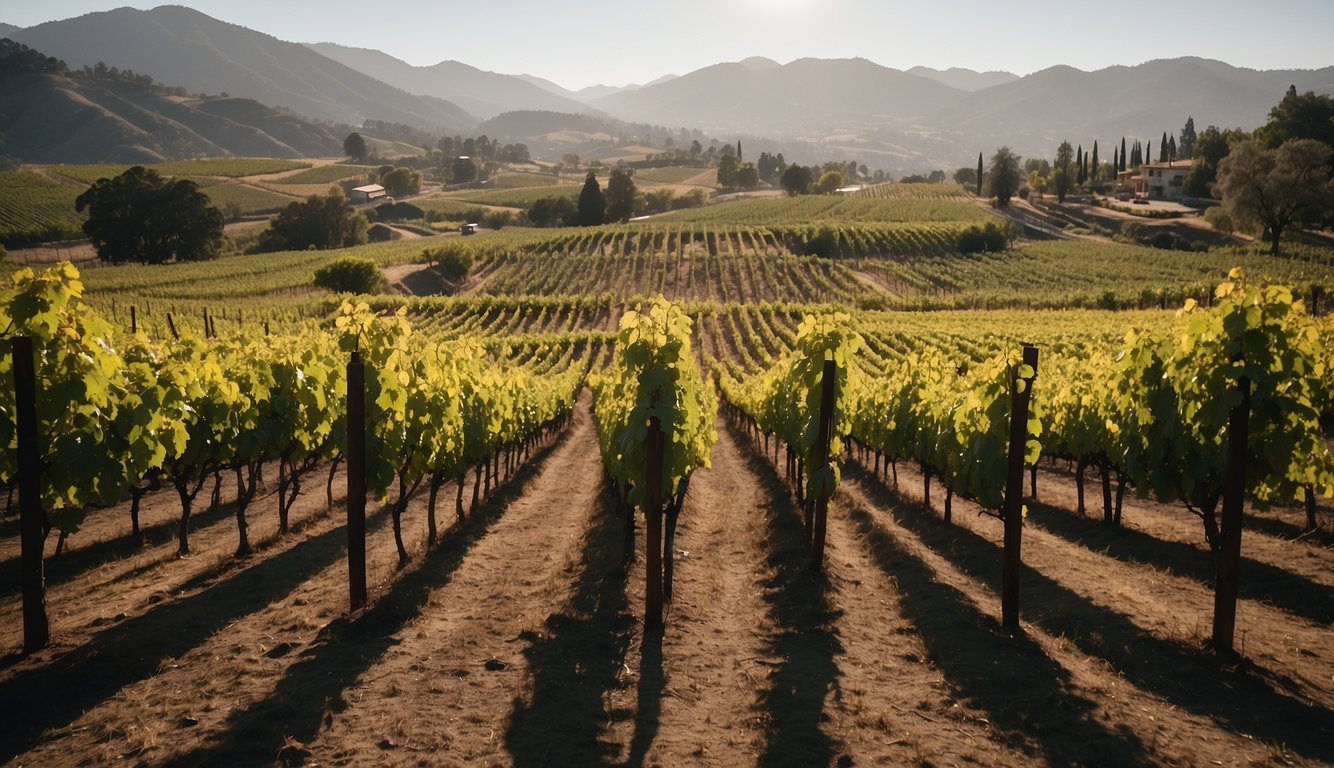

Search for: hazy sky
xmin=5 ymin=0 xmax=1332 ymax=90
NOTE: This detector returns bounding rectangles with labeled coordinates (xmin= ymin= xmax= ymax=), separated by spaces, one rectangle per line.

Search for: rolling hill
xmin=8 ymin=5 xmax=477 ymax=132
xmin=304 ymin=43 xmax=592 ymax=120
xmin=908 ymin=66 xmax=1019 ymax=92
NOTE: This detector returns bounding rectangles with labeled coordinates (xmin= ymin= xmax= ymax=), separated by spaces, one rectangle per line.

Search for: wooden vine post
xmin=643 ymin=417 xmax=665 ymax=630
xmin=346 ymin=349 xmax=367 ymax=612
xmin=811 ymin=358 xmax=837 ymax=571
xmin=14 ymin=336 xmax=49 ymax=653
xmin=1212 ymin=372 xmax=1250 ymax=653
xmin=1001 ymin=344 xmax=1038 ymax=632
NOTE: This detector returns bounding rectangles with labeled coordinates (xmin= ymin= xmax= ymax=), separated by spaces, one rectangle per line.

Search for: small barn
xmin=351 ymin=184 xmax=387 ymax=205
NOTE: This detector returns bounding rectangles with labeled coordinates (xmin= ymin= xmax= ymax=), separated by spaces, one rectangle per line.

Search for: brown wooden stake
xmin=14 ymin=337 xmax=49 ymax=653
xmin=1212 ymin=373 xmax=1250 ymax=653
xmin=346 ymin=350 xmax=367 ymax=612
xmin=166 ymin=312 xmax=179 ymax=340
xmin=1001 ymin=345 xmax=1038 ymax=631
xmin=130 ymin=305 xmax=137 ymax=334
xmin=644 ymin=417 xmax=665 ymax=630
xmin=811 ymin=358 xmax=836 ymax=571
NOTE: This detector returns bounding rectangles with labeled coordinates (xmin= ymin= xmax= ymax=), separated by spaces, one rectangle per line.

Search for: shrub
xmin=313 ymin=256 xmax=386 ymax=294
xmin=372 ymin=201 xmax=424 ymax=222
xmin=957 ymin=221 xmax=1012 ymax=254
xmin=367 ymin=223 xmax=397 ymax=242
xmin=483 ymin=210 xmax=513 ymax=230
xmin=1203 ymin=206 xmax=1234 ymax=234
xmin=423 ymin=243 xmax=473 ymax=282
xmin=803 ymin=226 xmax=839 ymax=258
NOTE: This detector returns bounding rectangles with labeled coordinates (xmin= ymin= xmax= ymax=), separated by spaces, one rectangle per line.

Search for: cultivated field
xmin=1 ymin=177 xmax=1332 ymax=767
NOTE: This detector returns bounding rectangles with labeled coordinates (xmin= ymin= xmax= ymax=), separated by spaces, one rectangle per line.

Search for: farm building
xmin=351 ymin=183 xmax=387 ymax=205
xmin=1133 ymin=160 xmax=1195 ymax=201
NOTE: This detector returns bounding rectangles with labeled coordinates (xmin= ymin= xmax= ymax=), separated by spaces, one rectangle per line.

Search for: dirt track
xmin=1 ymin=402 xmax=1331 ymax=766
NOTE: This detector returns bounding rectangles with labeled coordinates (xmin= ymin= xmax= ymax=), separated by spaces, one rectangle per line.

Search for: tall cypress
xmin=576 ymin=171 xmax=605 ymax=227
xmin=976 ymin=152 xmax=983 ymax=195
xmin=1147 ymin=141 xmax=1153 ymax=166
xmin=1120 ymin=137 xmax=1127 ymax=171
xmin=1160 ymin=131 xmax=1168 ymax=162
xmin=1076 ymin=145 xmax=1084 ymax=183
xmin=1112 ymin=146 xmax=1118 ymax=178
xmin=1091 ymin=141 xmax=1099 ymax=182
xmin=737 ymin=140 xmax=742 ymax=162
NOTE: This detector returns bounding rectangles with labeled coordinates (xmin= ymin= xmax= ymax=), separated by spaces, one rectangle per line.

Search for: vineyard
xmin=0 ymin=176 xmax=1332 ymax=767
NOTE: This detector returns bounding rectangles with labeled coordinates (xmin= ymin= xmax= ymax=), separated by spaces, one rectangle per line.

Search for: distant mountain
xmin=9 ymin=6 xmax=476 ymax=132
xmin=0 ymin=23 xmax=21 ymax=38
xmin=516 ymin=73 xmax=681 ymax=104
xmin=926 ymin=58 xmax=1334 ymax=159
xmin=0 ymin=71 xmax=341 ymax=162
xmin=590 ymin=57 xmax=964 ymax=132
xmin=304 ymin=42 xmax=591 ymax=120
xmin=908 ymin=66 xmax=1018 ymax=92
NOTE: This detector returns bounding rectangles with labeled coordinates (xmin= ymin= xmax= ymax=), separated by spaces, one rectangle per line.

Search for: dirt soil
xmin=1 ymin=401 xmax=1331 ymax=767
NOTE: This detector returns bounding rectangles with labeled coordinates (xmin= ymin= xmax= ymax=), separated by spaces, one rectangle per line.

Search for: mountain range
xmin=2 ymin=5 xmax=1331 ymax=170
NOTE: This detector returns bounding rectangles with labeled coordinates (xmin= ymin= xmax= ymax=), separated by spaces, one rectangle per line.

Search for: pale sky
xmin=4 ymin=0 xmax=1332 ymax=90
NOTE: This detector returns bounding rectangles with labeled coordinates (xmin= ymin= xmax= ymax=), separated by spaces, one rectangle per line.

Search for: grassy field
xmin=0 ymin=171 xmax=87 ymax=245
xmin=269 ymin=164 xmax=375 ymax=185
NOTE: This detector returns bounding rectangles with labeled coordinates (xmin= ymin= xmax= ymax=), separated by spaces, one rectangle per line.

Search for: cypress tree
xmin=576 ymin=171 xmax=605 ymax=226
xmin=1160 ymin=132 xmax=1168 ymax=162
xmin=737 ymin=140 xmax=742 ymax=162
xmin=1120 ymin=137 xmax=1127 ymax=171
xmin=1167 ymin=135 xmax=1177 ymax=162
xmin=1092 ymin=141 xmax=1099 ymax=182
xmin=1147 ymin=140 xmax=1153 ymax=166
xmin=1112 ymin=146 xmax=1118 ymax=178
xmin=976 ymin=152 xmax=983 ymax=195
xmin=1076 ymin=145 xmax=1084 ymax=183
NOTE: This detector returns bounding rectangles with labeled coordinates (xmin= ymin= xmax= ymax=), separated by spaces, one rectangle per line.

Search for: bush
xmin=1203 ymin=206 xmax=1234 ymax=234
xmin=313 ymin=256 xmax=386 ymax=294
xmin=257 ymin=190 xmax=367 ymax=252
xmin=803 ymin=226 xmax=839 ymax=258
xmin=367 ymin=223 xmax=398 ymax=242
xmin=483 ymin=210 xmax=513 ymax=230
xmin=423 ymin=243 xmax=473 ymax=282
xmin=372 ymin=201 xmax=425 ymax=222
xmin=957 ymin=221 xmax=1012 ymax=254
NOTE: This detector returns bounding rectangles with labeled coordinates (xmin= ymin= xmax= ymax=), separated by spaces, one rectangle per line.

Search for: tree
xmin=1028 ymin=170 xmax=1047 ymax=199
xmin=560 ymin=152 xmax=581 ymax=172
xmin=450 ymin=157 xmax=477 ymax=184
xmin=1168 ymin=135 xmax=1177 ymax=162
xmin=1257 ymin=86 xmax=1334 ymax=150
xmin=976 ymin=152 xmax=984 ymax=195
xmin=380 ymin=167 xmax=421 ymax=197
xmin=256 ymin=189 xmax=368 ymax=252
xmin=1076 ymin=145 xmax=1084 ymax=184
xmin=736 ymin=163 xmax=761 ymax=190
xmin=716 ymin=154 xmax=741 ymax=189
xmin=313 ymin=256 xmax=386 ymax=294
xmin=813 ymin=170 xmax=846 ymax=195
xmin=1052 ymin=141 xmax=1075 ymax=202
xmin=1120 ymin=137 xmax=1127 ymax=171
xmin=75 ymin=166 xmax=224 ymax=264
xmin=1179 ymin=117 xmax=1197 ymax=158
xmin=780 ymin=164 xmax=813 ymax=195
xmin=1091 ymin=141 xmax=1100 ymax=183
xmin=1160 ymin=132 xmax=1169 ymax=162
xmin=1216 ymin=139 xmax=1334 ymax=256
xmin=526 ymin=195 xmax=575 ymax=227
xmin=1185 ymin=126 xmax=1250 ymax=197
xmin=954 ymin=166 xmax=977 ymax=186
xmin=576 ymin=171 xmax=606 ymax=226
xmin=605 ymin=167 xmax=638 ymax=222
xmin=986 ymin=147 xmax=1022 ymax=206
xmin=343 ymin=132 xmax=369 ymax=162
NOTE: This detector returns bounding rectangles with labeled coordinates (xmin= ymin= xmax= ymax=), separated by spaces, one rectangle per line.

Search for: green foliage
xmin=605 ymin=168 xmax=638 ymax=223
xmin=75 ymin=166 xmax=224 ymax=264
xmin=577 ymin=172 xmax=606 ymax=226
xmin=813 ymin=170 xmax=846 ymax=195
xmin=803 ymin=226 xmax=839 ymax=258
xmin=372 ymin=201 xmax=425 ymax=222
xmin=257 ymin=190 xmax=368 ymax=252
xmin=380 ymin=167 xmax=422 ymax=197
xmin=957 ymin=222 xmax=1013 ymax=254
xmin=1217 ymin=139 xmax=1334 ymax=255
xmin=273 ymin=165 xmax=374 ymax=185
xmin=423 ymin=243 xmax=474 ymax=282
xmin=344 ymin=132 xmax=369 ymax=162
xmin=526 ymin=195 xmax=576 ymax=227
xmin=781 ymin=165 xmax=813 ymax=195
xmin=313 ymin=256 xmax=387 ymax=294
xmin=986 ymin=146 xmax=1022 ymax=206
xmin=590 ymin=297 xmax=717 ymax=510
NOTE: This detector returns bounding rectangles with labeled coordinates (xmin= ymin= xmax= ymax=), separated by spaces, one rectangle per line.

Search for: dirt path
xmin=850 ymin=269 xmax=898 ymax=298
xmin=598 ymin=417 xmax=776 ymax=765
xmin=836 ymin=455 xmax=1334 ymax=766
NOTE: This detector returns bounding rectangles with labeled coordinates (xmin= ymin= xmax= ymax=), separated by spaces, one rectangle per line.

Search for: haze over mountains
xmin=2 ymin=5 xmax=1331 ymax=170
